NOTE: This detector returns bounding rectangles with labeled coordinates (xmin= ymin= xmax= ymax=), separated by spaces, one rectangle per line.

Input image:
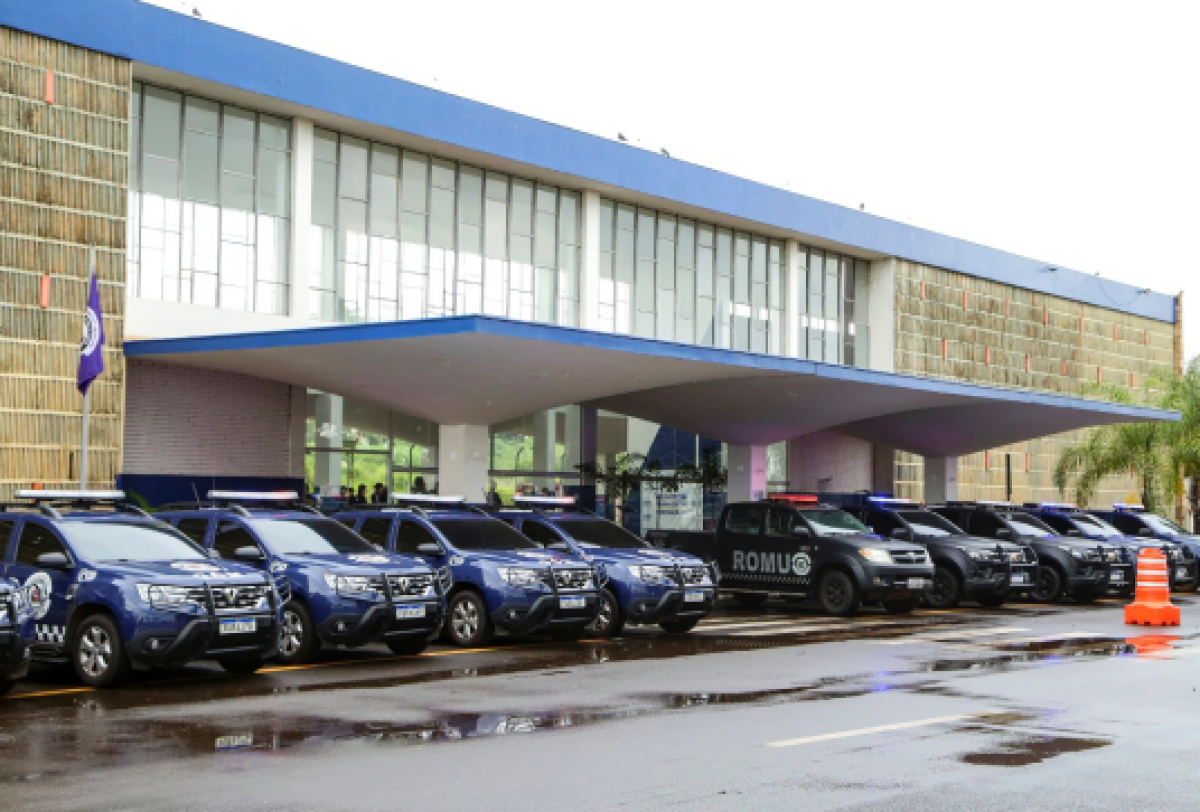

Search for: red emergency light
xmin=768 ymin=494 xmax=819 ymax=504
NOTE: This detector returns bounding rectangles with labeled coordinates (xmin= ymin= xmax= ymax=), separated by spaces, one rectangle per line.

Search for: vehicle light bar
xmin=1113 ymin=503 xmax=1146 ymax=512
xmin=208 ymin=491 xmax=298 ymax=501
xmin=1038 ymin=502 xmax=1077 ymax=510
xmin=14 ymin=489 xmax=126 ymax=501
xmin=391 ymin=494 xmax=466 ymax=503
xmin=768 ymin=494 xmax=819 ymax=504
xmin=512 ymin=496 xmax=576 ymax=506
xmin=867 ymin=496 xmax=915 ymax=505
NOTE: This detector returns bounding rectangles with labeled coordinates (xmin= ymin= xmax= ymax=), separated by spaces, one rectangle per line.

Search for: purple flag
xmin=77 ymin=272 xmax=105 ymax=395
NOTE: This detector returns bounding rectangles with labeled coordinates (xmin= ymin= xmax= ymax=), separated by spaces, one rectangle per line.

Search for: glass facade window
xmin=128 ymin=82 xmax=290 ymax=314
xmin=796 ymin=248 xmax=867 ymax=365
xmin=309 ymin=129 xmax=581 ymax=325
xmin=489 ymin=406 xmax=582 ymax=504
xmin=597 ymin=200 xmax=787 ymax=354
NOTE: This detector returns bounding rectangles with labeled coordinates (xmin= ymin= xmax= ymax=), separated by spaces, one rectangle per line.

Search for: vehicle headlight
xmin=136 ymin=583 xmax=192 ymax=608
xmin=497 ymin=567 xmax=542 ymax=588
xmin=962 ymin=549 xmax=994 ymax=561
xmin=858 ymin=548 xmax=892 ymax=564
xmin=322 ymin=573 xmax=375 ymax=597
xmin=627 ymin=564 xmax=671 ymax=583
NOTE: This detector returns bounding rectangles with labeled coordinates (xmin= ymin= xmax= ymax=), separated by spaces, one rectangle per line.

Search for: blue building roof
xmin=2 ymin=0 xmax=1177 ymax=323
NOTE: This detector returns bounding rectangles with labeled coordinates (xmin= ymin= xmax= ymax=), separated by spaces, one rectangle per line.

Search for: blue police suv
xmin=335 ymin=495 xmax=602 ymax=647
xmin=159 ymin=492 xmax=446 ymax=664
xmin=495 ymin=497 xmax=717 ymax=637
xmin=0 ymin=490 xmax=282 ymax=688
xmin=1090 ymin=503 xmax=1200 ymax=592
xmin=0 ymin=576 xmax=31 ymax=695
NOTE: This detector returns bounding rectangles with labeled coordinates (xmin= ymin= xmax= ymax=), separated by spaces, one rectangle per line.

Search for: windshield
xmin=556 ymin=518 xmax=648 ymax=549
xmin=432 ymin=518 xmax=539 ymax=551
xmin=1140 ymin=513 xmax=1189 ymax=535
xmin=897 ymin=511 xmax=963 ymax=537
xmin=1068 ymin=514 xmax=1123 ymax=537
xmin=1000 ymin=513 xmax=1055 ymax=538
xmin=250 ymin=519 xmax=377 ymax=555
xmin=801 ymin=510 xmax=871 ymax=536
xmin=60 ymin=521 xmax=208 ymax=562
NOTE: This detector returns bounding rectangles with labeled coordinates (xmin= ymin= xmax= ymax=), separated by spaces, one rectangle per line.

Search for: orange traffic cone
xmin=1125 ymin=548 xmax=1180 ymax=626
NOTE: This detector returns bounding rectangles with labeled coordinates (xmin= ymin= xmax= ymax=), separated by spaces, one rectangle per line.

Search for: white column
xmin=579 ymin=190 xmax=602 ymax=331
xmin=727 ymin=445 xmax=768 ymax=502
xmin=923 ymin=456 xmax=959 ymax=504
xmin=866 ymin=258 xmax=896 ymax=373
xmin=872 ymin=443 xmax=897 ymax=496
xmin=288 ymin=118 xmax=314 ymax=322
xmin=313 ymin=393 xmax=342 ymax=494
xmin=532 ymin=410 xmax=556 ymax=472
xmin=288 ymin=386 xmax=308 ymax=480
xmin=785 ymin=239 xmax=803 ymax=357
xmin=439 ymin=424 xmax=490 ymax=501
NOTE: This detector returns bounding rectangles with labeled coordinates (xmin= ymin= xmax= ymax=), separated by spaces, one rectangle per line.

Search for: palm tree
xmin=1161 ymin=359 xmax=1200 ymax=528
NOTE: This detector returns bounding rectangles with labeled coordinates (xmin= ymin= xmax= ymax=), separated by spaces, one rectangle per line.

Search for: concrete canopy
xmin=123 ymin=316 xmax=1179 ymax=457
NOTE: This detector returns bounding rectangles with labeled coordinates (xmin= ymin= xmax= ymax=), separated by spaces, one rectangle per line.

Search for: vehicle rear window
xmin=59 ymin=521 xmax=209 ymax=562
xmin=249 ymin=518 xmax=377 ymax=555
xmin=799 ymin=510 xmax=870 ymax=536
xmin=896 ymin=511 xmax=962 ymax=537
xmin=431 ymin=518 xmax=539 ymax=551
xmin=555 ymin=518 xmax=648 ymax=549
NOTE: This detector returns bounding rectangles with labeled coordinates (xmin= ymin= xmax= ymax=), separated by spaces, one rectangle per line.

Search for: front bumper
xmin=624 ymin=586 xmax=717 ymax=624
xmin=1170 ymin=558 xmax=1198 ymax=591
xmin=128 ymin=611 xmax=280 ymax=669
xmin=966 ymin=563 xmax=1037 ymax=595
xmin=317 ymin=597 xmax=443 ymax=647
xmin=860 ymin=565 xmax=934 ymax=600
xmin=1067 ymin=562 xmax=1121 ymax=595
xmin=492 ymin=590 xmax=601 ymax=635
xmin=0 ymin=627 xmax=30 ymax=682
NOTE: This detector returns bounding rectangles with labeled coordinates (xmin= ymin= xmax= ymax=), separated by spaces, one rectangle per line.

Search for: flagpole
xmin=80 ymin=245 xmax=94 ymax=490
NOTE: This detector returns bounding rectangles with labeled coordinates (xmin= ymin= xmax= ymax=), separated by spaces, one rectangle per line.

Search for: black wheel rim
xmin=1034 ymin=569 xmax=1057 ymax=600
xmin=823 ymin=576 xmax=849 ymax=611
xmin=929 ymin=570 xmax=954 ymax=606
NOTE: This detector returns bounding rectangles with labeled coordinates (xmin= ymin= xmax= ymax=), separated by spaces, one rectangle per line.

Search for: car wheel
xmin=446 ymin=591 xmax=495 ymax=647
xmin=386 ymin=637 xmax=429 ymax=656
xmin=976 ymin=594 xmax=1007 ymax=608
xmin=587 ymin=589 xmax=625 ymax=638
xmin=72 ymin=614 xmax=132 ymax=689
xmin=1031 ymin=566 xmax=1065 ymax=603
xmin=882 ymin=597 xmax=919 ymax=614
xmin=818 ymin=570 xmax=860 ymax=617
xmin=926 ymin=566 xmax=963 ymax=609
xmin=732 ymin=592 xmax=769 ymax=609
xmin=275 ymin=601 xmax=320 ymax=665
xmin=659 ymin=617 xmax=701 ymax=634
xmin=218 ymin=656 xmax=266 ymax=675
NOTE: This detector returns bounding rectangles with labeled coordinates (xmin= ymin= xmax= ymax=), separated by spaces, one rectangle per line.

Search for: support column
xmin=579 ymin=190 xmax=602 ymax=331
xmin=727 ymin=445 xmax=768 ymax=503
xmin=312 ymin=393 xmax=342 ymax=495
xmin=288 ymin=118 xmax=314 ymax=322
xmin=532 ymin=410 xmax=556 ymax=473
xmin=923 ymin=456 xmax=959 ymax=504
xmin=288 ymin=386 xmax=308 ymax=481
xmin=577 ymin=406 xmax=598 ymax=511
xmin=785 ymin=239 xmax=803 ymax=357
xmin=866 ymin=258 xmax=896 ymax=373
xmin=439 ymin=424 xmax=490 ymax=501
xmin=872 ymin=443 xmax=897 ymax=496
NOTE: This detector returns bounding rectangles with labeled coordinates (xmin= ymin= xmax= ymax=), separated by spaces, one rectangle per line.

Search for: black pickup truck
xmin=645 ymin=496 xmax=934 ymax=616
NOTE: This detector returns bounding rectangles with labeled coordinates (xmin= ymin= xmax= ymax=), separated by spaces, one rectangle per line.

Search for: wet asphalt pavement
xmin=5 ymin=597 xmax=1200 ymax=810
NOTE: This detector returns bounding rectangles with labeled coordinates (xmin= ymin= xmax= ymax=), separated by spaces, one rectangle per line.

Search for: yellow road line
xmin=2 ymin=686 xmax=95 ymax=700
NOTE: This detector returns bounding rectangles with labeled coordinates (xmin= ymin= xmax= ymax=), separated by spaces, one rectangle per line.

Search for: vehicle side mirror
xmin=1138 ymin=528 xmax=1154 ymax=537
xmin=207 ymin=549 xmax=222 ymax=559
xmin=996 ymin=528 xmax=1013 ymax=539
xmin=890 ymin=528 xmax=912 ymax=540
xmin=547 ymin=541 xmax=571 ymax=552
xmin=36 ymin=552 xmax=71 ymax=569
xmin=792 ymin=526 xmax=811 ymax=538
xmin=416 ymin=542 xmax=443 ymax=556
xmin=233 ymin=546 xmax=264 ymax=561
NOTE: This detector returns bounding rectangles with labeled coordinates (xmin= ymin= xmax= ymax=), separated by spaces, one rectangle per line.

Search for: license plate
xmin=560 ymin=596 xmax=586 ymax=609
xmin=1011 ymin=573 xmax=1028 ymax=585
xmin=684 ymin=590 xmax=705 ymax=603
xmin=219 ymin=618 xmax=256 ymax=635
xmin=1111 ymin=571 xmax=1124 ymax=583
xmin=395 ymin=604 xmax=425 ymax=619
xmin=907 ymin=578 xmax=928 ymax=590
xmin=1176 ymin=568 xmax=1187 ymax=580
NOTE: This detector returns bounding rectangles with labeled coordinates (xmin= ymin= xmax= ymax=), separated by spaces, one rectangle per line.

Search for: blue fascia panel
xmin=0 ymin=0 xmax=1176 ymax=323
xmin=123 ymin=315 xmax=1180 ymax=423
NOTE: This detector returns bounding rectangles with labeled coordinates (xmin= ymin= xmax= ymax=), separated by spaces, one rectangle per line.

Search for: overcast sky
xmin=148 ymin=0 xmax=1199 ymax=358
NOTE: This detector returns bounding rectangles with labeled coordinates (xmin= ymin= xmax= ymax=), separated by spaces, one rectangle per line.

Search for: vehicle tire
xmin=275 ymin=601 xmax=320 ymax=665
xmin=218 ymin=655 xmax=266 ymax=675
xmin=659 ymin=617 xmax=701 ymax=634
xmin=925 ymin=566 xmax=963 ymax=610
xmin=976 ymin=594 xmax=1007 ymax=608
xmin=0 ymin=679 xmax=15 ymax=697
xmin=882 ymin=597 xmax=919 ymax=614
xmin=548 ymin=626 xmax=587 ymax=642
xmin=587 ymin=588 xmax=625 ymax=638
xmin=446 ymin=591 xmax=495 ymax=647
xmin=732 ymin=592 xmax=769 ymax=609
xmin=818 ymin=570 xmax=860 ymax=617
xmin=1030 ymin=566 xmax=1065 ymax=603
xmin=386 ymin=637 xmax=429 ymax=656
xmin=72 ymin=613 xmax=132 ymax=689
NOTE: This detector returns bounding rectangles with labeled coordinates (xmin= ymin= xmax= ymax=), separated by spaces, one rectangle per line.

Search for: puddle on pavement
xmin=958 ymin=733 xmax=1111 ymax=766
